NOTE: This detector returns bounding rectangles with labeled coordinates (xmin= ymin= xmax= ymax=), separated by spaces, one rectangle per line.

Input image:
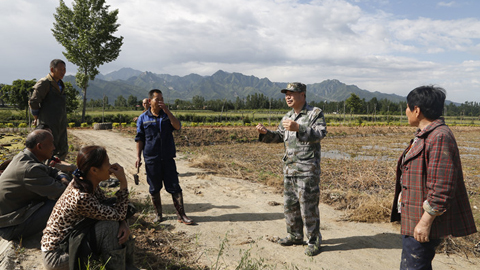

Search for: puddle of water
xmin=321 ymin=150 xmax=394 ymax=161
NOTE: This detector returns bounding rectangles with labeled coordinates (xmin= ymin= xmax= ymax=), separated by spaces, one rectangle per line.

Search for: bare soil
xmin=13 ymin=127 xmax=480 ymax=269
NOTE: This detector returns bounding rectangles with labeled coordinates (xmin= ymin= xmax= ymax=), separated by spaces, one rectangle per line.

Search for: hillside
xmin=63 ymin=68 xmax=406 ymax=104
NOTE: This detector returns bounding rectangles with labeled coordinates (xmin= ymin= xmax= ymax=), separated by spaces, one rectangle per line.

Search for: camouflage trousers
xmin=283 ymin=175 xmax=321 ymax=246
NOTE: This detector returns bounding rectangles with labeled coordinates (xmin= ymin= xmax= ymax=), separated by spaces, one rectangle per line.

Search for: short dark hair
xmin=148 ymin=89 xmax=162 ymax=99
xmin=50 ymin=59 xmax=66 ymax=69
xmin=407 ymin=85 xmax=446 ymax=120
xmin=25 ymin=130 xmax=51 ymax=149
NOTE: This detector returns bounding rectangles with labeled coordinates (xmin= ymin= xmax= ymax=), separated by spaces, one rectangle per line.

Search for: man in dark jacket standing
xmin=0 ymin=130 xmax=68 ymax=240
xmin=29 ymin=59 xmax=68 ymax=160
xmin=391 ymin=85 xmax=477 ymax=269
xmin=135 ymin=89 xmax=193 ymax=225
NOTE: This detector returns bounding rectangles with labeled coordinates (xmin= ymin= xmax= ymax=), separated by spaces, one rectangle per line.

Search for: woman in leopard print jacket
xmin=41 ymin=145 xmax=136 ymax=270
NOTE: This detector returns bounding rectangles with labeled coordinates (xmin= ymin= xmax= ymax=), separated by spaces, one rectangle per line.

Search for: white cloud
xmin=437 ymin=1 xmax=456 ymax=8
xmin=1 ymin=0 xmax=479 ymax=102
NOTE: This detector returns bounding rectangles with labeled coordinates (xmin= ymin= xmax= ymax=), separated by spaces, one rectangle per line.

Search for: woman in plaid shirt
xmin=391 ymin=85 xmax=477 ymax=269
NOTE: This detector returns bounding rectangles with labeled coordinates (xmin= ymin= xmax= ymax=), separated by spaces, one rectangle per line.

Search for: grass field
xmin=1 ymin=124 xmax=479 ymax=266
xmin=165 ymin=125 xmax=480 ymax=257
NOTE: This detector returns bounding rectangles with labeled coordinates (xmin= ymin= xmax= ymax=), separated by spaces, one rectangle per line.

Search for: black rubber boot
xmin=172 ymin=192 xmax=194 ymax=225
xmin=151 ymin=193 xmax=163 ymax=222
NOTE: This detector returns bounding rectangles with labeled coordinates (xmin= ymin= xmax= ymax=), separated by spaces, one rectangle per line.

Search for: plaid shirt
xmin=391 ymin=118 xmax=477 ymax=238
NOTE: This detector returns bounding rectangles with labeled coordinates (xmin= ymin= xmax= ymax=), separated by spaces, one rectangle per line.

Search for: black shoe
xmin=278 ymin=236 xmax=303 ymax=246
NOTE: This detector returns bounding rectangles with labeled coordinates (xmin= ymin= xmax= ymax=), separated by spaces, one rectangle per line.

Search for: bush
xmin=80 ymin=122 xmax=89 ymax=128
xmin=130 ymin=122 xmax=137 ymax=127
xmin=112 ymin=123 xmax=120 ymax=128
xmin=18 ymin=123 xmax=28 ymax=128
xmin=121 ymin=122 xmax=127 ymax=127
xmin=68 ymin=122 xmax=76 ymax=128
xmin=6 ymin=123 xmax=14 ymax=128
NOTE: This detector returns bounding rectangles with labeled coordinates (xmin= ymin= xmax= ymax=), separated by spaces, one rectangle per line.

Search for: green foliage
xmin=68 ymin=122 xmax=76 ymax=128
xmin=127 ymin=94 xmax=137 ymax=107
xmin=112 ymin=122 xmax=120 ymax=128
xmin=81 ymin=122 xmax=89 ymax=127
xmin=18 ymin=123 xmax=28 ymax=128
xmin=129 ymin=122 xmax=136 ymax=127
xmin=114 ymin=95 xmax=127 ymax=107
xmin=6 ymin=123 xmax=14 ymax=128
xmin=0 ymin=110 xmax=13 ymax=121
xmin=64 ymin=82 xmax=80 ymax=113
xmin=121 ymin=122 xmax=127 ymax=127
xmin=52 ymin=0 xmax=123 ymax=122
xmin=0 ymin=79 xmax=36 ymax=119
xmin=346 ymin=93 xmax=362 ymax=114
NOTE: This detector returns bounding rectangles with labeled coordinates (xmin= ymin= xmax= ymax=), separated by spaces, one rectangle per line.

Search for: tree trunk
xmin=81 ymin=87 xmax=87 ymax=123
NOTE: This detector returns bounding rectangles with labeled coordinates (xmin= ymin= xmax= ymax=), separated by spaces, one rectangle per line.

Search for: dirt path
xmin=15 ymin=129 xmax=480 ymax=269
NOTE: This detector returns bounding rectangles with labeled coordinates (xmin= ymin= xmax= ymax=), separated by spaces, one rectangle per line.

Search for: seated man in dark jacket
xmin=0 ymin=129 xmax=68 ymax=241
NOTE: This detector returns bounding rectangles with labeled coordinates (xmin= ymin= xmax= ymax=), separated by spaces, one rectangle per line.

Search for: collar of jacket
xmin=46 ymin=73 xmax=62 ymax=91
xmin=286 ymin=103 xmax=309 ymax=118
xmin=414 ymin=117 xmax=446 ymax=138
xmin=23 ymin=148 xmax=42 ymax=164
xmin=145 ymin=108 xmax=165 ymax=118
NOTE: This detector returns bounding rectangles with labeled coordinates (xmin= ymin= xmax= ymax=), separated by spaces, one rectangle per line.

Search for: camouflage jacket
xmin=259 ymin=103 xmax=327 ymax=176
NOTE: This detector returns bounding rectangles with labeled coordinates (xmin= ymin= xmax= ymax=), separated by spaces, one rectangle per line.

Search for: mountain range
xmin=63 ymin=68 xmax=406 ymax=104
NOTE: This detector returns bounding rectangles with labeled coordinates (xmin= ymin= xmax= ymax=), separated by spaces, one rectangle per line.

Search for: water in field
xmin=322 ymin=149 xmax=395 ymax=161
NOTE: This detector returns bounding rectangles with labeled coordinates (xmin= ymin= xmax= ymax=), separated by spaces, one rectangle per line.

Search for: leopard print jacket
xmin=41 ymin=181 xmax=129 ymax=251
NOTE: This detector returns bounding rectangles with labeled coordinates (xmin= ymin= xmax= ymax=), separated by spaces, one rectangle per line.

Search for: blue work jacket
xmin=135 ymin=109 xmax=179 ymax=162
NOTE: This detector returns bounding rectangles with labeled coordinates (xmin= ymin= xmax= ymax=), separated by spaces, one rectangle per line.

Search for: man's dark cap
xmin=281 ymin=82 xmax=306 ymax=93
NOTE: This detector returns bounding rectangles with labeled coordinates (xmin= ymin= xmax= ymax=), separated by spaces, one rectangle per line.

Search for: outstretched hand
xmin=256 ymin=123 xmax=267 ymax=134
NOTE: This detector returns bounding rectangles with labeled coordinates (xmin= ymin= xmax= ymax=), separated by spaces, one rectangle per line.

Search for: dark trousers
xmin=145 ymin=158 xmax=182 ymax=195
xmin=401 ymin=235 xmax=441 ymax=270
xmin=0 ymin=200 xmax=56 ymax=241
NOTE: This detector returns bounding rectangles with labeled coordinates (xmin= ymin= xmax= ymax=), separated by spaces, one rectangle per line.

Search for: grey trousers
xmin=42 ymin=220 xmax=124 ymax=270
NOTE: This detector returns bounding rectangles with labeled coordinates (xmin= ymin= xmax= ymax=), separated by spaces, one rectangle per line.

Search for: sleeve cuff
xmin=297 ymin=124 xmax=307 ymax=134
xmin=423 ymin=200 xmax=444 ymax=216
xmin=57 ymin=174 xmax=69 ymax=180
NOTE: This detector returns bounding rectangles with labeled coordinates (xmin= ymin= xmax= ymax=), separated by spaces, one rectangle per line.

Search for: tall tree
xmin=345 ymin=93 xmax=362 ymax=115
xmin=52 ymin=0 xmax=123 ymax=122
xmin=127 ymin=94 xmax=137 ymax=108
xmin=0 ymin=84 xmax=4 ymax=106
xmin=114 ymin=95 xmax=127 ymax=108
xmin=64 ymin=82 xmax=81 ymax=114
xmin=0 ymin=79 xmax=36 ymax=120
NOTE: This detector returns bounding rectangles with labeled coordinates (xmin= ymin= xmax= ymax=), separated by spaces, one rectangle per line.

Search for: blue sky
xmin=1 ymin=0 xmax=480 ymax=103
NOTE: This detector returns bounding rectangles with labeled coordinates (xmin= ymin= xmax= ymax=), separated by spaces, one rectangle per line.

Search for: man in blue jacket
xmin=135 ymin=89 xmax=193 ymax=225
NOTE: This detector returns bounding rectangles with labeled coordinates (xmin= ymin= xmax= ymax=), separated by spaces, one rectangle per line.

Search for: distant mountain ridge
xmin=64 ymin=68 xmax=406 ymax=104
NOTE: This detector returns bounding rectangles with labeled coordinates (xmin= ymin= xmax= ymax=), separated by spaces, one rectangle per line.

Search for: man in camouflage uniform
xmin=256 ymin=82 xmax=327 ymax=256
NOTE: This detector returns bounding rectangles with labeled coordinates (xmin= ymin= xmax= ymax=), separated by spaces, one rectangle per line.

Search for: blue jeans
xmin=0 ymin=200 xmax=56 ymax=241
xmin=401 ymin=235 xmax=441 ymax=270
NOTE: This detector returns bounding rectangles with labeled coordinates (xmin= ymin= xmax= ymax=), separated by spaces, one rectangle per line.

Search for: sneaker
xmin=278 ymin=236 xmax=303 ymax=246
xmin=305 ymin=244 xmax=321 ymax=256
